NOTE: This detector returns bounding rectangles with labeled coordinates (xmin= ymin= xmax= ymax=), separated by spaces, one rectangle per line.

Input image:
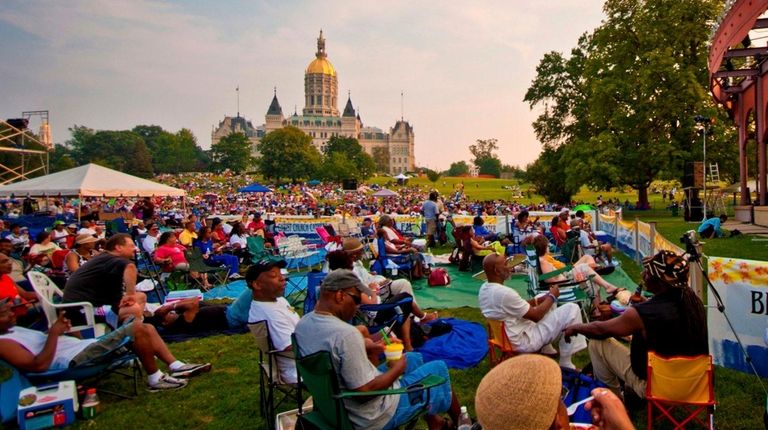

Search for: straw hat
xmin=475 ymin=355 xmax=561 ymax=430
xmin=342 ymin=238 xmax=364 ymax=253
xmin=75 ymin=234 xmax=99 ymax=245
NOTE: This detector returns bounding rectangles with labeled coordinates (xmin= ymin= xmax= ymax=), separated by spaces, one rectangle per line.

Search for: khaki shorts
xmin=426 ymin=219 xmax=437 ymax=235
xmin=69 ymin=322 xmax=135 ymax=367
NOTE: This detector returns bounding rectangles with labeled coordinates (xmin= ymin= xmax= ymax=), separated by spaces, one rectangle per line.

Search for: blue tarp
xmin=416 ymin=318 xmax=487 ymax=369
xmin=237 ymin=183 xmax=271 ymax=193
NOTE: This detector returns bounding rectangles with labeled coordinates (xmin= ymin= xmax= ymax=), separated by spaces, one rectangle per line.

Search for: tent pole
xmin=77 ymin=193 xmax=82 ymax=222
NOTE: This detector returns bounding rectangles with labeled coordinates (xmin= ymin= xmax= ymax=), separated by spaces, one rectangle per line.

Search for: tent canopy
xmin=0 ymin=163 xmax=186 ymax=197
xmin=238 ymin=183 xmax=272 ymax=193
xmin=394 ymin=173 xmax=409 ymax=180
xmin=372 ymin=188 xmax=398 ymax=197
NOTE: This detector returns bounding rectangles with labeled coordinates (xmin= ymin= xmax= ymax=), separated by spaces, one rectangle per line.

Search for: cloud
xmin=0 ymin=0 xmax=604 ymax=169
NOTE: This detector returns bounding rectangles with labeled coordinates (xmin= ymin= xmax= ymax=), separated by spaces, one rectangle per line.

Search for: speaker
xmin=6 ymin=118 xmax=28 ymax=130
xmin=342 ymin=179 xmax=357 ymax=191
xmin=683 ymin=162 xmax=704 ymax=188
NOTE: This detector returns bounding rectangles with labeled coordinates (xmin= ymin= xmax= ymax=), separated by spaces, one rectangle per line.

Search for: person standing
xmin=422 ymin=191 xmax=439 ymax=247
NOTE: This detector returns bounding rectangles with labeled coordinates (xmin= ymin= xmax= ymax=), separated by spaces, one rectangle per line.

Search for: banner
xmin=707 ymin=256 xmax=768 ymax=377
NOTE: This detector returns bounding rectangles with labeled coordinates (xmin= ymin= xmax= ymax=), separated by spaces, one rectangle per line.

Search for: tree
xmin=524 ymin=146 xmax=579 ymax=204
xmin=210 ymin=132 xmax=254 ymax=173
xmin=372 ymin=146 xmax=390 ymax=173
xmin=323 ymin=136 xmax=375 ymax=180
xmin=257 ymin=126 xmax=321 ymax=182
xmin=424 ymin=169 xmax=441 ymax=184
xmin=67 ymin=126 xmax=154 ymax=177
xmin=447 ymin=161 xmax=469 ymax=177
xmin=322 ymin=152 xmax=357 ymax=182
xmin=524 ymin=0 xmax=732 ymax=207
xmin=132 ymin=125 xmax=209 ymax=173
xmin=469 ymin=138 xmax=502 ymax=177
xmin=50 ymin=144 xmax=76 ymax=172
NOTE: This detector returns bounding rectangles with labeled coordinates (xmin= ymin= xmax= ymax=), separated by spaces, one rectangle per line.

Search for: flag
xmin=236 ymin=86 xmax=239 ymax=91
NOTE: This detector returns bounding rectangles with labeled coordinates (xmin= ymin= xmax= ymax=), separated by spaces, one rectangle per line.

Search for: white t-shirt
xmin=579 ymin=230 xmax=595 ymax=256
xmin=222 ymin=223 xmax=233 ymax=235
xmin=0 ymin=326 xmax=95 ymax=370
xmin=142 ymin=235 xmax=158 ymax=254
xmin=230 ymin=234 xmax=247 ymax=249
xmin=78 ymin=227 xmax=97 ymax=236
xmin=478 ymin=281 xmax=537 ymax=348
xmin=248 ymin=297 xmax=300 ymax=383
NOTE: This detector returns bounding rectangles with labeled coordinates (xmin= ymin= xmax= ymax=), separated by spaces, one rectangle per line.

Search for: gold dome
xmin=306 ymin=57 xmax=336 ymax=77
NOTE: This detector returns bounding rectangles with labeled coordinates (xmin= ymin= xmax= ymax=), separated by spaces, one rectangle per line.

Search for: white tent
xmin=394 ymin=173 xmax=409 ymax=180
xmin=0 ymin=163 xmax=186 ymax=197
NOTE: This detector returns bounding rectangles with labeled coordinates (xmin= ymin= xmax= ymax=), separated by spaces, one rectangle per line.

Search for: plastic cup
xmin=384 ymin=343 xmax=404 ymax=361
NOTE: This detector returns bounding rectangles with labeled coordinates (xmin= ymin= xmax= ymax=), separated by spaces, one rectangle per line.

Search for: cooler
xmin=17 ymin=381 xmax=78 ymax=430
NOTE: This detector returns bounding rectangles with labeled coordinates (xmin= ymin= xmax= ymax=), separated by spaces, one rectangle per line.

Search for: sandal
xmin=421 ymin=311 xmax=438 ymax=323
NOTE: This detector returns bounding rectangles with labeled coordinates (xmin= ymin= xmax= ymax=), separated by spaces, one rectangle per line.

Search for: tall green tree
xmin=210 ymin=132 xmax=254 ymax=173
xmin=469 ymin=138 xmax=502 ymax=177
xmin=67 ymin=126 xmax=154 ymax=177
xmin=257 ymin=126 xmax=321 ymax=182
xmin=525 ymin=0 xmax=734 ymax=206
xmin=132 ymin=125 xmax=209 ymax=173
xmin=524 ymin=146 xmax=579 ymax=204
xmin=447 ymin=161 xmax=469 ymax=177
xmin=323 ymin=136 xmax=375 ymax=180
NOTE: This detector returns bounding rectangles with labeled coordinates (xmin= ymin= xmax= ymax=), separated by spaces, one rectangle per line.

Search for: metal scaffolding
xmin=0 ymin=110 xmax=52 ymax=185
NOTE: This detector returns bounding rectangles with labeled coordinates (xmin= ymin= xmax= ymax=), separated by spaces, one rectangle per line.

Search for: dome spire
xmin=316 ymin=30 xmax=326 ymax=58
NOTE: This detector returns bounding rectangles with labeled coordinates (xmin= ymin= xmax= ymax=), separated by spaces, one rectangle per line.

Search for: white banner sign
xmin=707 ymin=256 xmax=768 ymax=377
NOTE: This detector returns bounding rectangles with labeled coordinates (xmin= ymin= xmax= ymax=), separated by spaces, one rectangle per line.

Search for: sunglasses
xmin=342 ymin=291 xmax=361 ymax=305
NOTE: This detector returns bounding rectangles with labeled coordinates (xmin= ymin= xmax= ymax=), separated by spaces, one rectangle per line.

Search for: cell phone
xmin=61 ymin=306 xmax=88 ymax=327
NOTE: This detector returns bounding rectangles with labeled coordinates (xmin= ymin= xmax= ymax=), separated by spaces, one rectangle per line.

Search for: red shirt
xmin=0 ymin=274 xmax=27 ymax=316
xmin=154 ymin=244 xmax=188 ymax=272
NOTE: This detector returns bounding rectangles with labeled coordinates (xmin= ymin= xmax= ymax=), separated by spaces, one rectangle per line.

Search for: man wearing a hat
xmin=294 ymin=270 xmax=461 ymax=430
xmin=224 ymin=257 xmax=299 ymax=383
xmin=564 ymin=250 xmax=708 ymax=400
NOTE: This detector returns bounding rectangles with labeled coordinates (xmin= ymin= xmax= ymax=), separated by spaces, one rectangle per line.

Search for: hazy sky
xmin=0 ymin=1 xmax=605 ymax=171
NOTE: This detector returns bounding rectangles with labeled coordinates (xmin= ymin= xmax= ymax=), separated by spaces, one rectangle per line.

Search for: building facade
xmin=211 ymin=31 xmax=415 ymax=175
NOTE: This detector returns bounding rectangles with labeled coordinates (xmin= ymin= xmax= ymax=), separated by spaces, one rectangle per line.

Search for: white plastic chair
xmin=26 ymin=271 xmax=106 ymax=338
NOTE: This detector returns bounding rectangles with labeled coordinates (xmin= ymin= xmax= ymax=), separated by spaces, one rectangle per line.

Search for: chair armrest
xmin=51 ymin=301 xmax=97 ymax=332
xmin=539 ymin=265 xmax=572 ymax=281
xmin=334 ymin=374 xmax=446 ymax=399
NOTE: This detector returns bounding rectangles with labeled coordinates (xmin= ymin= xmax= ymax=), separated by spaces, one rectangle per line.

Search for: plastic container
xmin=383 ymin=343 xmax=404 ymax=361
xmin=81 ymin=388 xmax=99 ymax=419
xmin=457 ymin=405 xmax=472 ymax=430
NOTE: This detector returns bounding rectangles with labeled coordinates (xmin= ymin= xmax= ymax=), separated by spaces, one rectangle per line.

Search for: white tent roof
xmin=394 ymin=173 xmax=409 ymax=179
xmin=0 ymin=163 xmax=186 ymax=197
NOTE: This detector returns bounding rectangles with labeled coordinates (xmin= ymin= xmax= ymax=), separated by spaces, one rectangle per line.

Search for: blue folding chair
xmin=370 ymin=238 xmax=412 ymax=280
xmin=303 ymin=271 xmax=327 ymax=314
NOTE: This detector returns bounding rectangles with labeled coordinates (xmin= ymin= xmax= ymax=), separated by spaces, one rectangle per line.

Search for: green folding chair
xmin=291 ymin=335 xmax=445 ymax=430
xmin=185 ymin=248 xmax=230 ymax=288
xmin=247 ymin=236 xmax=276 ymax=263
xmin=524 ymin=245 xmax=592 ymax=320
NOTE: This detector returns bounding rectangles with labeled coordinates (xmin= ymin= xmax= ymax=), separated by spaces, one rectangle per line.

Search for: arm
xmin=522 ymin=286 xmax=559 ymax=322
xmin=352 ymin=355 xmax=407 ymax=393
xmin=564 ymin=307 xmax=644 ymax=341
xmin=123 ymin=263 xmax=137 ymax=295
xmin=15 ymin=282 xmax=37 ymax=302
xmin=0 ymin=314 xmax=71 ymax=372
xmin=64 ymin=252 xmax=80 ymax=274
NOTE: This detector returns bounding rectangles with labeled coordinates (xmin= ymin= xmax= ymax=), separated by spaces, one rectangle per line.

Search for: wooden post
xmin=613 ymin=212 xmax=619 ymax=247
xmin=634 ymin=217 xmax=641 ymax=264
xmin=649 ymin=221 xmax=657 ymax=256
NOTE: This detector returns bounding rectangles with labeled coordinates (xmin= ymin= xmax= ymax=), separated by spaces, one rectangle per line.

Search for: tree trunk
xmin=637 ymin=186 xmax=649 ymax=209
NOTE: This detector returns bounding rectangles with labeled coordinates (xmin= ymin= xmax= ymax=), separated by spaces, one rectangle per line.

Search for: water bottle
xmin=457 ymin=405 xmax=472 ymax=430
xmin=82 ymin=388 xmax=100 ymax=419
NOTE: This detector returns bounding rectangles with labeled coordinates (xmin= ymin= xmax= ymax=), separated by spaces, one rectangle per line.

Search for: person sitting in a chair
xmin=478 ymin=253 xmax=587 ymax=369
xmin=563 ymin=250 xmax=709 ymax=400
xmin=0 ymin=298 xmax=211 ymax=392
xmin=295 ymin=270 xmax=462 ymax=430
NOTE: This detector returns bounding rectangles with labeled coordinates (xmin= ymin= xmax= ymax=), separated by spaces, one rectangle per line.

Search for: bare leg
xmin=425 ymin=391 xmax=461 ymax=430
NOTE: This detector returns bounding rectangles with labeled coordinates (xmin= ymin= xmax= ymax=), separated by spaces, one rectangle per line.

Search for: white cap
xmin=460 ymin=406 xmax=467 ymax=414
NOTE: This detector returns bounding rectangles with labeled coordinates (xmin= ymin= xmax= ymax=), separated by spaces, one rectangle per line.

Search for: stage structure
xmin=709 ymin=1 xmax=768 ymax=226
xmin=0 ymin=110 xmax=52 ymax=185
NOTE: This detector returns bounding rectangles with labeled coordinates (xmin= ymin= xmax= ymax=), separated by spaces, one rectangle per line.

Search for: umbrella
xmin=238 ymin=183 xmax=272 ymax=193
xmin=572 ymin=204 xmax=596 ymax=212
xmin=372 ymin=188 xmax=398 ymax=197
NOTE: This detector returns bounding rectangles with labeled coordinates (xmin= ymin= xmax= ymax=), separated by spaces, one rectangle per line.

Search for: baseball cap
xmin=320 ymin=269 xmax=373 ymax=296
xmin=67 ymin=223 xmax=78 ymax=229
xmin=53 ymin=220 xmax=65 ymax=226
xmin=245 ymin=257 xmax=287 ymax=283
xmin=75 ymin=234 xmax=99 ymax=245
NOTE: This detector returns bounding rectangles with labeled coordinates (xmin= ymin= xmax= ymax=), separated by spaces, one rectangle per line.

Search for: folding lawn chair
xmin=646 ymin=352 xmax=715 ymax=430
xmin=185 ymin=248 xmax=230 ymax=290
xmin=27 ymin=271 xmax=107 ymax=338
xmin=486 ymin=319 xmax=517 ymax=368
xmin=249 ymin=321 xmax=299 ymax=430
xmin=370 ymin=237 xmax=412 ymax=280
xmin=291 ymin=334 xmax=446 ymax=430
xmin=524 ymin=245 xmax=592 ymax=320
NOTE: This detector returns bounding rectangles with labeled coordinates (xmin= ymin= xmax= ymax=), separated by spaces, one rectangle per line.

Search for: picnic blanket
xmin=415 ymin=318 xmax=487 ymax=369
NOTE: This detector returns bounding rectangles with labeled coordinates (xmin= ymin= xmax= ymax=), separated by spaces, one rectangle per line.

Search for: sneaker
xmin=147 ymin=374 xmax=188 ymax=392
xmin=229 ymin=273 xmax=243 ymax=280
xmin=540 ymin=344 xmax=558 ymax=356
xmin=170 ymin=362 xmax=212 ymax=378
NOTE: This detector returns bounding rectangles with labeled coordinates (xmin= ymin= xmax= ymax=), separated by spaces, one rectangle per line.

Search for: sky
xmin=0 ymin=0 xmax=605 ymax=171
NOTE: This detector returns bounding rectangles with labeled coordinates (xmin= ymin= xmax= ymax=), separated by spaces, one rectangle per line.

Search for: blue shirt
xmin=422 ymin=200 xmax=438 ymax=220
xmin=697 ymin=217 xmax=723 ymax=237
xmin=225 ymin=288 xmax=252 ymax=329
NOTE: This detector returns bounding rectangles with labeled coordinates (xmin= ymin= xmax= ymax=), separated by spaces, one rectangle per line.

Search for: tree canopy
xmin=447 ymin=161 xmax=470 ymax=177
xmin=257 ymin=126 xmax=321 ymax=182
xmin=321 ymin=136 xmax=376 ymax=181
xmin=469 ymin=138 xmax=502 ymax=177
xmin=524 ymin=0 xmax=736 ymax=205
xmin=67 ymin=126 xmax=154 ymax=178
xmin=210 ymin=132 xmax=254 ymax=173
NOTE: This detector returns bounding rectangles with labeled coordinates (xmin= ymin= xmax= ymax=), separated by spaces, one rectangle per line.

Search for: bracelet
xmin=546 ymin=293 xmax=558 ymax=303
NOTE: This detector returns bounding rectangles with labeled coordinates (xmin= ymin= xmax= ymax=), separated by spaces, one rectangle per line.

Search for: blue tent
xmin=307 ymin=180 xmax=321 ymax=186
xmin=238 ymin=183 xmax=272 ymax=193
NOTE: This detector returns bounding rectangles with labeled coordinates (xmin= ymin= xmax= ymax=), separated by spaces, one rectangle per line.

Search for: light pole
xmin=694 ymin=115 xmax=712 ymax=221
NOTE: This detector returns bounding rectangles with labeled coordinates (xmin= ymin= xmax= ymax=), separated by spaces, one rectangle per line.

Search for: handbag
xmin=427 ymin=268 xmax=451 ymax=287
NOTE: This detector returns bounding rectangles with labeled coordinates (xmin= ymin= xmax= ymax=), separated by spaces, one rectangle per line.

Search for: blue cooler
xmin=17 ymin=381 xmax=78 ymax=430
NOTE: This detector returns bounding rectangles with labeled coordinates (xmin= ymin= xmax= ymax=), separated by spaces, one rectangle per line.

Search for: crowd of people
xmin=0 ymin=174 xmax=717 ymax=429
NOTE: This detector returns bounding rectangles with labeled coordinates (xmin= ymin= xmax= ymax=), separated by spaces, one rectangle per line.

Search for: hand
xmin=50 ymin=311 xmax=72 ymax=336
xmin=584 ymin=388 xmax=634 ymax=430
xmin=119 ymin=293 xmax=137 ymax=308
xmin=563 ymin=325 xmax=578 ymax=343
xmin=548 ymin=286 xmax=560 ymax=298
xmin=388 ymin=353 xmax=408 ymax=372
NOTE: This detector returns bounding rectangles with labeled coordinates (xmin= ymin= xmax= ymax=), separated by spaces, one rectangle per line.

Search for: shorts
xmin=425 ymin=219 xmax=437 ymax=236
xmin=94 ymin=304 xmax=119 ymax=329
xmin=381 ymin=353 xmax=452 ymax=430
xmin=69 ymin=322 xmax=136 ymax=367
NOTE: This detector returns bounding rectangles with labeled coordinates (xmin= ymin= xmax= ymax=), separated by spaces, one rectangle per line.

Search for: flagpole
xmin=236 ymin=85 xmax=240 ymax=117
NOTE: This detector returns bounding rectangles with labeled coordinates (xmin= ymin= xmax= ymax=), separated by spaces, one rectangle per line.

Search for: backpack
xmin=428 ymin=268 xmax=451 ymax=287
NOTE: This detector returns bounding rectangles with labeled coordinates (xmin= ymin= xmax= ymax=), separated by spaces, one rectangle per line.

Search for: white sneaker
xmin=540 ymin=344 xmax=558 ymax=355
xmin=147 ymin=374 xmax=188 ymax=392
